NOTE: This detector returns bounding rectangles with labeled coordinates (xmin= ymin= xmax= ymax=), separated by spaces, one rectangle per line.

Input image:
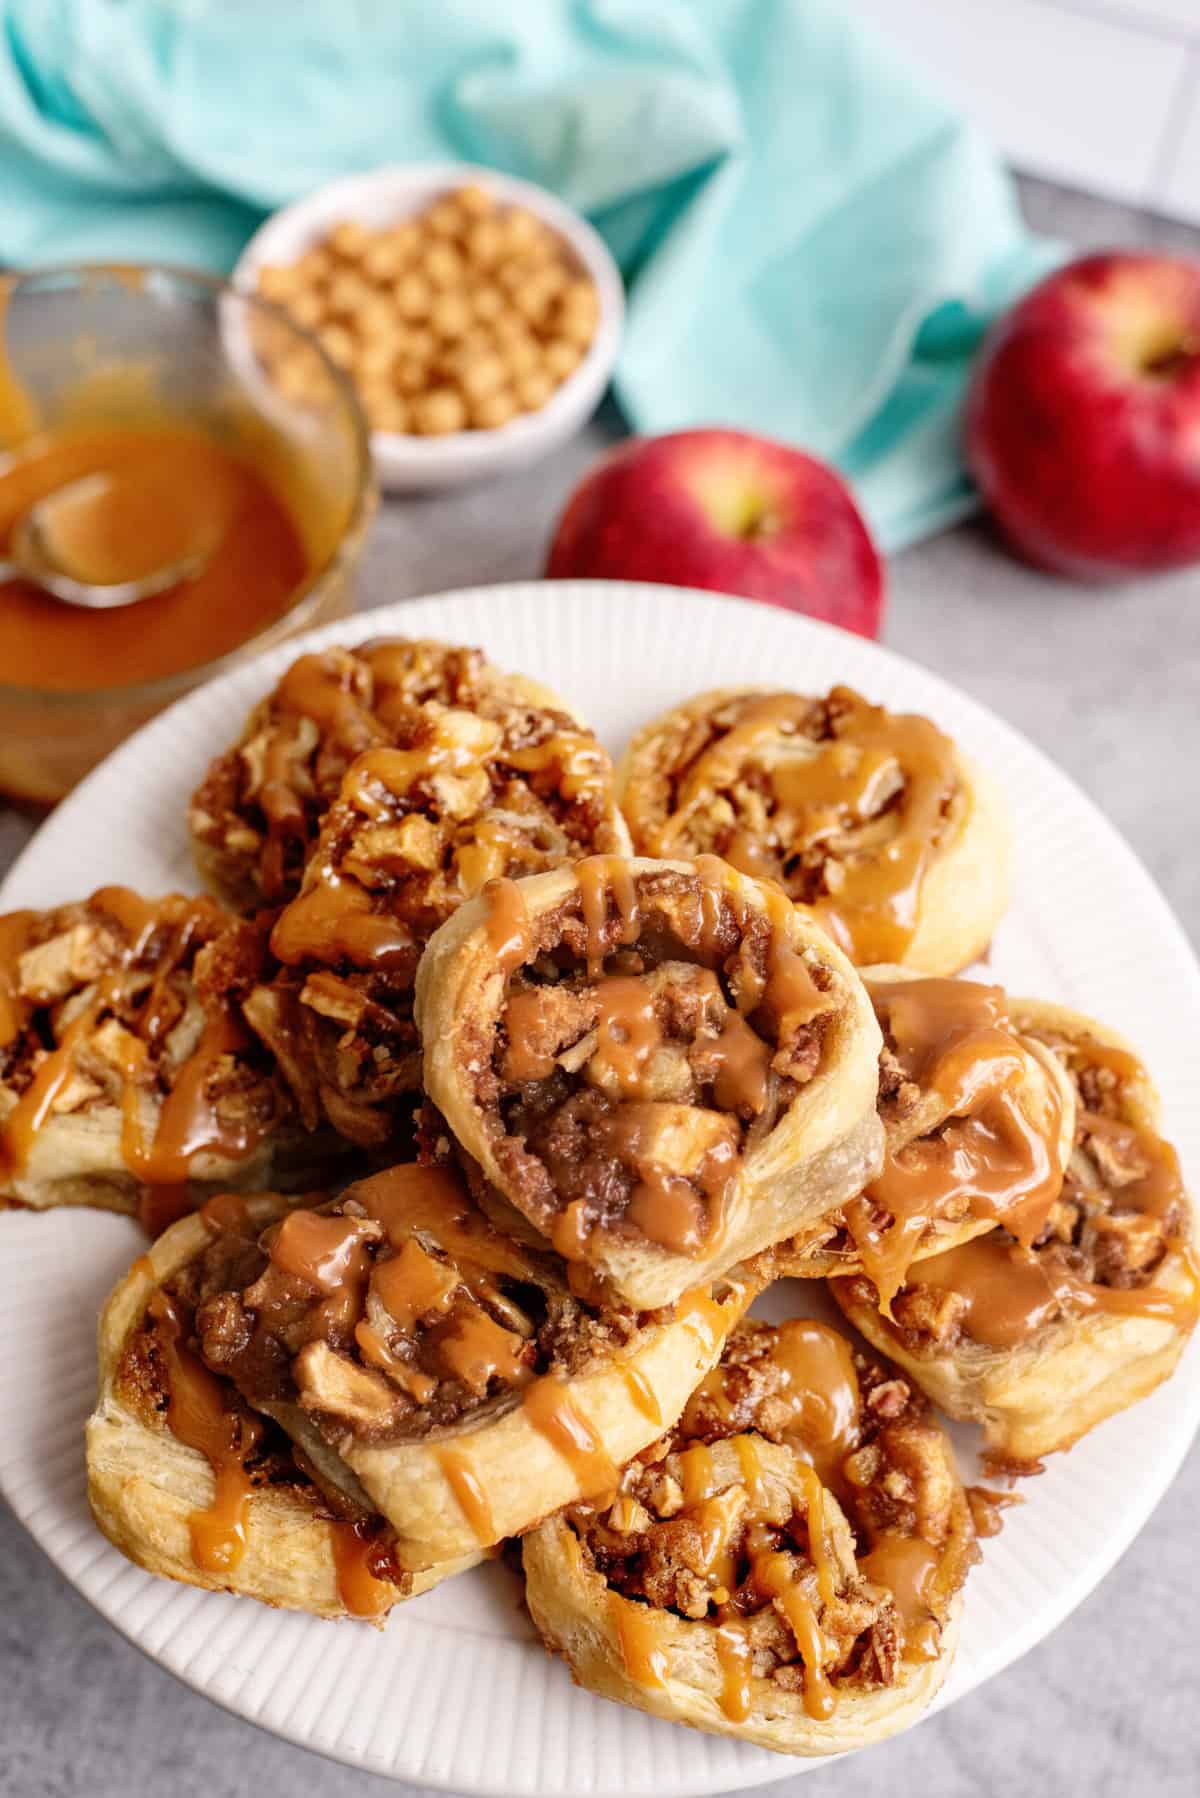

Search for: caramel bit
xmin=487 ymin=858 xmax=837 ymax=1264
xmin=0 ymin=889 xmax=281 ymax=1210
xmin=628 ymin=687 xmax=961 ymax=964
xmin=255 ymin=185 xmax=599 ymax=437
xmin=839 ymin=976 xmax=1069 ymax=1310
xmin=876 ymin=1025 xmax=1197 ymax=1352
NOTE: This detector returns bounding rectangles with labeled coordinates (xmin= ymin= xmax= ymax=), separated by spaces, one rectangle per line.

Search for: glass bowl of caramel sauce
xmin=0 ymin=265 xmax=375 ymax=803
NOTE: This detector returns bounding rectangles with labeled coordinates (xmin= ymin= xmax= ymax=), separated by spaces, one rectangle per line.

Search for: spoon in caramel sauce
xmin=0 ymin=470 xmax=211 ymax=608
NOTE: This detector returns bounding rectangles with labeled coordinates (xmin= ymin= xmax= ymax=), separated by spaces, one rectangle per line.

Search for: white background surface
xmin=859 ymin=1 xmax=1200 ymax=221
xmin=1 ymin=174 xmax=1199 ymax=1798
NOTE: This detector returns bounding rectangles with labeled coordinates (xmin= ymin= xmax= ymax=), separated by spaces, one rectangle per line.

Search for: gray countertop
xmin=2 ymin=176 xmax=1198 ymax=1798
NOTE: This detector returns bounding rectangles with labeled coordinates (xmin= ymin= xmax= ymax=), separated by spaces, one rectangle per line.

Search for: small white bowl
xmin=233 ymin=162 xmax=624 ymax=492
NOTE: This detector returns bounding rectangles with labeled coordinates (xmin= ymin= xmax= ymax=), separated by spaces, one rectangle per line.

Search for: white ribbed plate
xmin=1 ymin=582 xmax=1197 ymax=1796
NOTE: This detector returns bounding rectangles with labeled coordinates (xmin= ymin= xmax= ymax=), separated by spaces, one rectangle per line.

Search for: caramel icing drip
xmin=849 ymin=976 xmax=1066 ymax=1309
xmin=611 ymin=1593 xmax=670 ymax=1689
xmin=896 ymin=1228 xmax=1199 ymax=1348
xmin=0 ymin=890 xmax=272 ymax=1205
xmin=485 ymin=877 xmax=532 ymax=974
xmin=764 ymin=1320 xmax=861 ymax=1492
xmin=436 ymin=1445 xmax=498 ymax=1543
xmin=714 ymin=1621 xmax=755 ymax=1720
xmin=639 ymin=687 xmax=960 ymax=964
xmin=150 ymin=1290 xmax=261 ymax=1574
xmin=329 ymin=1520 xmax=398 ymax=1619
xmin=523 ymin=1375 xmax=618 ymax=1498
xmin=859 ymin=1534 xmax=941 ymax=1662
xmin=751 ymin=1549 xmax=836 ymax=1719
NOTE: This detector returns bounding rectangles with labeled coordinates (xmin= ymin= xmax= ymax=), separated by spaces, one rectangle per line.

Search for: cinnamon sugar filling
xmin=476 ymin=860 xmax=838 ymax=1260
xmin=180 ymin=1167 xmax=655 ymax=1449
xmin=563 ymin=1319 xmax=971 ymax=1723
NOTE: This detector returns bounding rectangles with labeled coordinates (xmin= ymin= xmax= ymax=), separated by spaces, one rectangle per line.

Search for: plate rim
xmin=3 ymin=576 xmax=1198 ymax=1796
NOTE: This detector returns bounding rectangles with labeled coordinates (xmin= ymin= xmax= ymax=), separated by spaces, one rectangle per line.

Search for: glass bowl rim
xmin=0 ymin=260 xmax=375 ymax=711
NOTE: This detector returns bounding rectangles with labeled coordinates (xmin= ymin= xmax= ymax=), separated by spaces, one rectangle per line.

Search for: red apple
xmin=967 ymin=250 xmax=1200 ymax=578
xmin=545 ymin=428 xmax=884 ymax=638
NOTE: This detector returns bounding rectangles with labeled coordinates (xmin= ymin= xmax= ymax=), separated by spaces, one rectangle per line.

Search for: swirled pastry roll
xmin=832 ymin=1000 xmax=1198 ymax=1465
xmin=523 ymin=1316 xmax=975 ymax=1755
xmin=239 ymin=655 xmax=630 ymax=1145
xmin=172 ymin=1160 xmax=751 ymax=1571
xmin=759 ymin=970 xmax=1076 ymax=1305
xmin=417 ymin=854 xmax=883 ymax=1310
xmin=0 ymin=888 xmax=351 ymax=1226
xmin=617 ymin=687 xmax=1009 ymax=973
xmin=87 ymin=1192 xmax=478 ymax=1618
xmin=189 ymin=636 xmax=623 ymax=912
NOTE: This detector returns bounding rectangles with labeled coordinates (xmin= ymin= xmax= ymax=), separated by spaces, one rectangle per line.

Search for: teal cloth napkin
xmin=0 ymin=0 xmax=1059 ymax=549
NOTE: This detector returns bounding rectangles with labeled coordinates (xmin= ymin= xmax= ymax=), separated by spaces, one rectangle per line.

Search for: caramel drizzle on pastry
xmin=436 ymin=1445 xmax=498 ymax=1542
xmin=886 ymin=1036 xmax=1198 ymax=1348
xmin=643 ymin=688 xmax=959 ymax=964
xmin=858 ymin=1536 xmax=942 ymax=1662
xmin=485 ymin=858 xmax=835 ymax=1265
xmin=844 ymin=977 xmax=1065 ymax=1310
xmin=0 ymin=889 xmax=269 ymax=1212
xmin=149 ymin=1288 xmax=262 ymax=1574
xmin=522 ymin=1375 xmax=618 ymax=1497
xmin=328 ymin=1520 xmax=397 ymax=1619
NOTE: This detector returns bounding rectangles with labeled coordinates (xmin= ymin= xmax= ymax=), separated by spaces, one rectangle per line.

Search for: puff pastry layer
xmin=0 ymin=889 xmax=349 ymax=1222
xmin=832 ymin=999 xmax=1198 ymax=1463
xmin=87 ymin=1193 xmax=478 ymax=1617
xmin=616 ymin=686 xmax=1009 ymax=974
xmin=174 ymin=1161 xmax=752 ymax=1571
xmin=417 ymin=854 xmax=883 ymax=1310
xmin=524 ymin=1316 xmax=974 ymax=1754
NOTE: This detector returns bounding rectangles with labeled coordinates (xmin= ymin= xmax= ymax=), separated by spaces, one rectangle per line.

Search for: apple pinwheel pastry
xmin=832 ymin=999 xmax=1198 ymax=1464
xmin=523 ymin=1315 xmax=975 ymax=1754
xmin=242 ymin=667 xmax=630 ymax=1146
xmin=87 ymin=1191 xmax=478 ymax=1618
xmin=760 ymin=970 xmax=1077 ymax=1305
xmin=121 ymin=1161 xmax=751 ymax=1573
xmin=617 ymin=686 xmax=1009 ymax=973
xmin=189 ymin=636 xmax=625 ymax=912
xmin=416 ymin=854 xmax=884 ymax=1310
xmin=0 ymin=888 xmax=347 ymax=1225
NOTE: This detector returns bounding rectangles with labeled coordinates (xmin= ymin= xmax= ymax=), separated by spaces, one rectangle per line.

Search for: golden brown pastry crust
xmin=189 ymin=636 xmax=629 ymax=913
xmin=416 ymin=855 xmax=883 ymax=1310
xmin=86 ymin=1196 xmax=479 ymax=1617
xmin=832 ymin=999 xmax=1198 ymax=1462
xmin=616 ymin=686 xmax=1009 ymax=975
xmin=523 ymin=1431 xmax=964 ymax=1755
